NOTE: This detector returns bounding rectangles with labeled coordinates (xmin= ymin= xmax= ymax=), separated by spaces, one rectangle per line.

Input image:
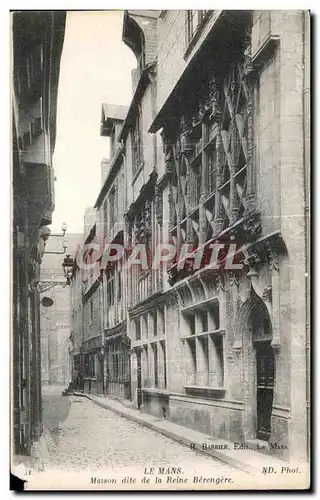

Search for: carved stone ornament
xmin=228 ymin=271 xmax=240 ymax=287
xmin=133 ymin=214 xmax=141 ymax=244
xmin=208 ymin=73 xmax=222 ymax=122
xmin=226 ymin=348 xmax=235 ymax=364
xmin=243 ymin=28 xmax=255 ymax=80
xmin=262 ymin=285 xmax=272 ymax=303
xmin=242 ymin=211 xmax=262 ymax=241
xmin=237 ymin=294 xmax=246 ymax=309
xmin=148 ymin=64 xmax=157 ymax=85
xmin=180 ymin=115 xmax=193 ymax=155
xmin=266 ymin=242 xmax=280 ymax=271
xmin=244 ymin=251 xmax=261 ymax=269
xmin=161 ymin=129 xmax=175 ymax=176
xmin=173 ymin=289 xmax=185 ymax=308
xmin=154 ymin=184 xmax=163 ymax=226
xmin=144 ymin=199 xmax=152 ymax=239
xmin=213 ymin=272 xmax=224 ymax=291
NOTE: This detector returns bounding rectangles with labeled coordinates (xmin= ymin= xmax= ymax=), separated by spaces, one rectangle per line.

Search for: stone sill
xmin=184 ymin=385 xmax=226 ymax=397
xmin=142 ymin=388 xmax=169 ymax=397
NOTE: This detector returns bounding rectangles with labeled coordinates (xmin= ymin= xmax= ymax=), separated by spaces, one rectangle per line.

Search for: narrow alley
xmin=41 ymin=385 xmax=235 ymax=474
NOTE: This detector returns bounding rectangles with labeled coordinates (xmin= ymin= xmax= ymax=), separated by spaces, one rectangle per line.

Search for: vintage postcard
xmin=11 ymin=9 xmax=310 ymax=491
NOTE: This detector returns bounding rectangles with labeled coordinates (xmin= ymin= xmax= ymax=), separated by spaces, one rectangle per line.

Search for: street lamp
xmin=62 ymin=254 xmax=75 ymax=285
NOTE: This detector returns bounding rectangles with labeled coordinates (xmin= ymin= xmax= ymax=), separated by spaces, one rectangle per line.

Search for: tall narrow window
xmin=132 ymin=107 xmax=143 ymax=177
xmin=117 ymin=271 xmax=121 ymax=300
xmin=152 ymin=343 xmax=158 ymax=388
xmin=186 ymin=314 xmax=196 ymax=336
xmin=143 ymin=345 xmax=149 ymax=387
xmin=107 ymin=276 xmax=115 ymax=307
xmin=153 ymin=311 xmax=157 ymax=337
xmin=186 ymin=10 xmax=208 ymax=44
xmin=89 ymin=299 xmax=93 ymax=324
xmin=160 ymin=340 xmax=167 ymax=389
xmin=210 ymin=334 xmax=224 ymax=387
xmin=143 ymin=315 xmax=148 ymax=339
xmin=135 ymin=318 xmax=141 ymax=341
xmin=103 ymin=198 xmax=108 ymax=236
xmin=109 ymin=186 xmax=116 ymax=228
xmin=159 ymin=307 xmax=165 ymax=335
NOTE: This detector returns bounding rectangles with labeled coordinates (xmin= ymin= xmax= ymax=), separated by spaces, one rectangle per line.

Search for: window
xmin=103 ymin=198 xmax=108 ymax=236
xmin=85 ymin=353 xmax=96 ymax=378
xmin=160 ymin=340 xmax=167 ymax=388
xmin=153 ymin=311 xmax=157 ymax=337
xmin=199 ymin=310 xmax=208 ymax=333
xmin=135 ymin=318 xmax=141 ymax=341
xmin=183 ymin=303 xmax=224 ymax=389
xmin=143 ymin=345 xmax=149 ymax=387
xmin=186 ymin=315 xmax=196 ymax=336
xmin=89 ymin=299 xmax=93 ymax=324
xmin=152 ymin=343 xmax=159 ymax=387
xmin=109 ymin=186 xmax=117 ymax=228
xmin=113 ymin=350 xmax=119 ymax=378
xmin=132 ymin=107 xmax=143 ymax=177
xmin=107 ymin=276 xmax=115 ymax=307
xmin=143 ymin=315 xmax=148 ymax=339
xmin=211 ymin=334 xmax=224 ymax=387
xmin=159 ymin=307 xmax=165 ymax=335
xmin=186 ymin=10 xmax=208 ymax=45
xmin=30 ymin=117 xmax=42 ymax=143
xmin=117 ymin=271 xmax=122 ymax=300
xmin=168 ymin=60 xmax=250 ymax=256
xmin=186 ymin=337 xmax=197 ymax=385
xmin=23 ymin=127 xmax=31 ymax=148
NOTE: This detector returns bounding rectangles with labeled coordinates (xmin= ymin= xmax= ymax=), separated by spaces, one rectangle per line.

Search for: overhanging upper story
xmin=12 ymin=11 xmax=66 ymax=229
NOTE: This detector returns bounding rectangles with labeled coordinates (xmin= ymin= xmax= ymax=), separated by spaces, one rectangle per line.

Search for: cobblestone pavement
xmin=41 ymin=386 xmax=235 ymax=474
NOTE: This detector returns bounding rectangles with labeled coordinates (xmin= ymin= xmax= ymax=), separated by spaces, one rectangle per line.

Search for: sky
xmin=51 ymin=11 xmax=136 ymax=234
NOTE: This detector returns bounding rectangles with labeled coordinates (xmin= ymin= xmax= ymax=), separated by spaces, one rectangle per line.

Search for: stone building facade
xmin=12 ymin=11 xmax=66 ymax=455
xmin=95 ymin=104 xmax=131 ymax=399
xmin=39 ymin=233 xmax=82 ymax=386
xmin=69 ymin=10 xmax=310 ymax=463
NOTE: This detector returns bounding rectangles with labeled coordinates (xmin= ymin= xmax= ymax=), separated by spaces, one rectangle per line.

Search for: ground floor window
xmin=105 ymin=336 xmax=131 ymax=398
xmin=134 ymin=306 xmax=167 ymax=391
xmin=182 ymin=301 xmax=224 ymax=388
xmin=141 ymin=339 xmax=167 ymax=390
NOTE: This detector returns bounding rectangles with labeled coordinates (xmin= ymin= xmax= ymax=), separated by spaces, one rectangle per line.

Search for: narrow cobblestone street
xmin=41 ymin=385 xmax=235 ymax=474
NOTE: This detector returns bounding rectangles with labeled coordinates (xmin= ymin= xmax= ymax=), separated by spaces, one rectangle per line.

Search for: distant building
xmin=39 ymin=233 xmax=83 ymax=386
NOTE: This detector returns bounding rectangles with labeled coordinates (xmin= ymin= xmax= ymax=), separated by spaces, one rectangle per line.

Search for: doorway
xmin=255 ymin=340 xmax=274 ymax=441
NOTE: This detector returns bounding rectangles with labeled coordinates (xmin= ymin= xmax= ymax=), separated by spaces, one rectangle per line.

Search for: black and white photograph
xmin=10 ymin=9 xmax=310 ymax=491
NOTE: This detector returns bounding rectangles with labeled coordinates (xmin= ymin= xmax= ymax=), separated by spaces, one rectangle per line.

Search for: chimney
xmin=84 ymin=207 xmax=96 ymax=239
